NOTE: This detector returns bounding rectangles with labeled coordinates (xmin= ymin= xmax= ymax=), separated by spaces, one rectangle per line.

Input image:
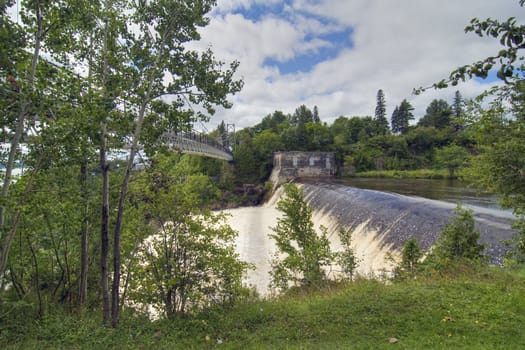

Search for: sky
xmin=190 ymin=0 xmax=525 ymax=131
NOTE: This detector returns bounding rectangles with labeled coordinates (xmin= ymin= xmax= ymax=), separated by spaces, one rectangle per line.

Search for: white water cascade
xmin=225 ymin=182 xmax=516 ymax=296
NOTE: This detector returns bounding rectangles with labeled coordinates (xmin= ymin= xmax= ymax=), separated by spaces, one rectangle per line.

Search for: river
xmin=338 ymin=178 xmax=503 ymax=210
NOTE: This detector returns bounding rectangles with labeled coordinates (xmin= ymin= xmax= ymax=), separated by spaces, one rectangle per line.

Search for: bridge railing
xmin=161 ymin=129 xmax=233 ymax=161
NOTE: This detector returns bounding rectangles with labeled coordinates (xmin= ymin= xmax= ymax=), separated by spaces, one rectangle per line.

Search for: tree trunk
xmin=79 ymin=161 xmax=89 ymax=310
xmin=100 ymin=125 xmax=110 ymax=325
xmin=27 ymin=236 xmax=43 ymax=319
xmin=0 ymin=0 xmax=43 ymax=290
xmin=109 ymin=9 xmax=175 ymax=328
xmin=111 ymin=101 xmax=148 ymax=327
xmin=100 ymin=1 xmax=113 ymax=325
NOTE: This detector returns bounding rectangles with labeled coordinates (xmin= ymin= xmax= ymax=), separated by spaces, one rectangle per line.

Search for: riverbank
xmin=4 ymin=266 xmax=524 ymax=349
xmin=354 ymin=169 xmax=451 ymax=179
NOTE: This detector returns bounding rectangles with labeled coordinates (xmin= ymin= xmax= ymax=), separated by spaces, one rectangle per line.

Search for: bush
xmin=426 ymin=203 xmax=485 ymax=269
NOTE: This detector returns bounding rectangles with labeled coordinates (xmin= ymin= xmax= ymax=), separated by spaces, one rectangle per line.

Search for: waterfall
xmin=226 ymin=182 xmax=516 ymax=295
xmin=302 ymin=182 xmax=516 ymax=264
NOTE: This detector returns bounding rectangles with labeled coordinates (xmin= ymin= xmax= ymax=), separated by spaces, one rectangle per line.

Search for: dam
xmin=226 ymin=180 xmax=517 ymax=295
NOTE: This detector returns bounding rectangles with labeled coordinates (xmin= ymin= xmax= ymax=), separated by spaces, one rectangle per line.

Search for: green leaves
xmin=127 ymin=154 xmax=248 ymax=317
xmin=270 ymin=184 xmax=334 ymax=291
xmin=429 ymin=204 xmax=485 ymax=266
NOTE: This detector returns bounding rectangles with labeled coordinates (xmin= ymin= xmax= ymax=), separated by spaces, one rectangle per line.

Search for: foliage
xmin=391 ymin=99 xmax=414 ymax=134
xmin=398 ymin=238 xmax=422 ymax=278
xmin=418 ymin=99 xmax=452 ymax=129
xmin=452 ymin=91 xmax=465 ymax=130
xmin=3 ymin=267 xmax=525 ymax=349
xmin=414 ymin=1 xmax=525 ymax=93
xmin=423 ymin=2 xmax=525 ymax=266
xmin=428 ymin=204 xmax=485 ymax=267
xmin=336 ymin=228 xmax=360 ymax=281
xmin=270 ymin=184 xmax=334 ymax=291
xmin=127 ymin=154 xmax=249 ymax=318
xmin=374 ymin=89 xmax=389 ymax=134
xmin=355 ymin=169 xmax=449 ymax=179
xmin=434 ymin=143 xmax=470 ymax=178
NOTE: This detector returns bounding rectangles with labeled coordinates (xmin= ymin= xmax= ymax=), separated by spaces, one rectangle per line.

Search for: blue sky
xmin=263 ymin=27 xmax=354 ymax=75
xmin=193 ymin=1 xmax=525 ymax=129
xmin=231 ymin=2 xmax=355 ymax=75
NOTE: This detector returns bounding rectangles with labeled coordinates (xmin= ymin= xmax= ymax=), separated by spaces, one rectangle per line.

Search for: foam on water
xmin=225 ymin=182 xmax=517 ymax=295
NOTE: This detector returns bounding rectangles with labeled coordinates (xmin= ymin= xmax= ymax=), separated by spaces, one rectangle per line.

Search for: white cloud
xmin=197 ymin=0 xmax=524 ymax=130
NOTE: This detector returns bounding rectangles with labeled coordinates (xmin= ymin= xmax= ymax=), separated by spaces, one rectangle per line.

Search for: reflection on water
xmin=337 ymin=178 xmax=503 ymax=210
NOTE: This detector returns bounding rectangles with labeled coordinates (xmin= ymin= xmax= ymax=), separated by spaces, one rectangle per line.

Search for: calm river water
xmin=337 ymin=178 xmax=503 ymax=210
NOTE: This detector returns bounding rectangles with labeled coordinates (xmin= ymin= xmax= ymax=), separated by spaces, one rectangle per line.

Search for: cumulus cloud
xmin=197 ymin=0 xmax=524 ymax=130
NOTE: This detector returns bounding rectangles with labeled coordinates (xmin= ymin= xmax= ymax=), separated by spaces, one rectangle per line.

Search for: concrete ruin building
xmin=270 ymin=151 xmax=335 ymax=184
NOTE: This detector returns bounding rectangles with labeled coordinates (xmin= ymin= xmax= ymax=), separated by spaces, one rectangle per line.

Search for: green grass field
xmin=3 ymin=266 xmax=524 ymax=349
xmin=354 ymin=169 xmax=451 ymax=179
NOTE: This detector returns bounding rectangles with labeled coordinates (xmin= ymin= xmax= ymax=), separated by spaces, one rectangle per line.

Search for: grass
xmin=354 ymin=169 xmax=451 ymax=179
xmin=2 ymin=267 xmax=525 ymax=349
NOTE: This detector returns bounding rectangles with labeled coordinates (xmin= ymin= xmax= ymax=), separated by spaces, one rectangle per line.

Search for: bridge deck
xmin=162 ymin=132 xmax=233 ymax=161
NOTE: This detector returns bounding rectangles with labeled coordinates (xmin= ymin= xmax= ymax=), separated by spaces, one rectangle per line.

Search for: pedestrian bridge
xmin=161 ymin=131 xmax=233 ymax=161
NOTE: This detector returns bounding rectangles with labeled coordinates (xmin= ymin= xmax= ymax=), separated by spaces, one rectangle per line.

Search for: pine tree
xmin=375 ymin=89 xmax=389 ymax=133
xmin=390 ymin=106 xmax=400 ymax=133
xmin=313 ymin=105 xmax=321 ymax=123
xmin=452 ymin=91 xmax=464 ymax=131
xmin=397 ymin=99 xmax=415 ymax=134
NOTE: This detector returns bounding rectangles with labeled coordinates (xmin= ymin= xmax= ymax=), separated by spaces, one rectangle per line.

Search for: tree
xmin=435 ymin=144 xmax=470 ymax=178
xmin=399 ymin=239 xmax=421 ymax=277
xmin=427 ymin=1 xmax=525 ymax=265
xmin=313 ymin=105 xmax=321 ymax=123
xmin=430 ymin=204 xmax=485 ymax=264
xmin=291 ymin=104 xmax=314 ymax=125
xmin=89 ymin=0 xmax=243 ymax=326
xmin=391 ymin=100 xmax=414 ymax=135
xmin=0 ymin=0 xmax=83 ymax=300
xmin=397 ymin=99 xmax=415 ymax=134
xmin=414 ymin=0 xmax=525 ymax=93
xmin=374 ymin=89 xmax=389 ymax=133
xmin=270 ymin=184 xmax=334 ymax=291
xmin=452 ymin=91 xmax=465 ymax=130
xmin=418 ymin=99 xmax=452 ymax=129
xmin=336 ymin=228 xmax=359 ymax=281
xmin=390 ymin=106 xmax=400 ymax=134
xmin=127 ymin=154 xmax=248 ymax=318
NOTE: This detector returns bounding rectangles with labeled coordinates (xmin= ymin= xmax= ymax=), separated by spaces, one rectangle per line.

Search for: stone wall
xmin=270 ymin=151 xmax=335 ymax=184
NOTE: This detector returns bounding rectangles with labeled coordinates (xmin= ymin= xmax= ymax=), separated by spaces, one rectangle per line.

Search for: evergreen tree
xmin=375 ymin=89 xmax=389 ymax=133
xmin=452 ymin=91 xmax=464 ymax=131
xmin=391 ymin=99 xmax=416 ymax=134
xmin=390 ymin=106 xmax=400 ymax=133
xmin=313 ymin=105 xmax=321 ymax=123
